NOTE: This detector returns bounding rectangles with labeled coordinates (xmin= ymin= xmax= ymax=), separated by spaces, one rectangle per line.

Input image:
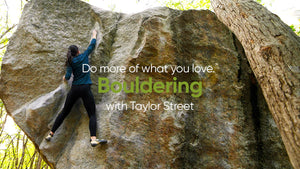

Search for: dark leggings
xmin=51 ymin=84 xmax=97 ymax=136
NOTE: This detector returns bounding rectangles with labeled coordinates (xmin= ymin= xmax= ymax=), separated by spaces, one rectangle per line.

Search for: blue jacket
xmin=65 ymin=38 xmax=96 ymax=85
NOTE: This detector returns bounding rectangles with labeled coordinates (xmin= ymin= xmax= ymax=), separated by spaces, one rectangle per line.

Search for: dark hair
xmin=66 ymin=45 xmax=79 ymax=66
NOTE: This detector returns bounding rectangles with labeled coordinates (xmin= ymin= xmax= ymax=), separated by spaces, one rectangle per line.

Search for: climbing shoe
xmin=45 ymin=132 xmax=53 ymax=141
xmin=90 ymin=139 xmax=108 ymax=147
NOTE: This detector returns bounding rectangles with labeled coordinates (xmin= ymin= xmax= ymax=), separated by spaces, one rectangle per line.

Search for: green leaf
xmin=160 ymin=0 xmax=211 ymax=10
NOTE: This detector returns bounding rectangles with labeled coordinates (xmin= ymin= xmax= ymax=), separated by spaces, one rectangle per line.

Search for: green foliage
xmin=0 ymin=100 xmax=51 ymax=169
xmin=159 ymin=0 xmax=211 ymax=10
xmin=290 ymin=24 xmax=300 ymax=36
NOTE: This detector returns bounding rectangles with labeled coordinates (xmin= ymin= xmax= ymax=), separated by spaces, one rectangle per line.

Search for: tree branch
xmin=0 ymin=44 xmax=8 ymax=50
xmin=0 ymin=24 xmax=17 ymax=40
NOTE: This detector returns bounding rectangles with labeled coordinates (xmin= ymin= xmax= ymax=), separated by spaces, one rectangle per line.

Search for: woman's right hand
xmin=92 ymin=30 xmax=97 ymax=39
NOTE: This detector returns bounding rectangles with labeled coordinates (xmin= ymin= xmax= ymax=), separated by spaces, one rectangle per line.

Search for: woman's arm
xmin=64 ymin=66 xmax=72 ymax=80
xmin=82 ymin=30 xmax=97 ymax=56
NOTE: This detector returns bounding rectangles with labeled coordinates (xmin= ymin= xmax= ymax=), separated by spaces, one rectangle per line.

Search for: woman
xmin=45 ymin=30 xmax=107 ymax=147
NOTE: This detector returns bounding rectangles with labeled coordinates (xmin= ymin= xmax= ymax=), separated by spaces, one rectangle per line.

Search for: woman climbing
xmin=45 ymin=30 xmax=107 ymax=147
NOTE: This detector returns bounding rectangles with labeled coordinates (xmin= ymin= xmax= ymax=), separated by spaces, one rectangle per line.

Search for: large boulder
xmin=0 ymin=0 xmax=292 ymax=168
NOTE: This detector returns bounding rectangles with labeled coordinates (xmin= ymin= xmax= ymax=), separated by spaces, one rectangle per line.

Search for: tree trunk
xmin=211 ymin=0 xmax=300 ymax=168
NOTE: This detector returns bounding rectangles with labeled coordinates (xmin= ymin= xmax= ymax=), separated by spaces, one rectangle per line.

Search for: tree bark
xmin=211 ymin=0 xmax=300 ymax=168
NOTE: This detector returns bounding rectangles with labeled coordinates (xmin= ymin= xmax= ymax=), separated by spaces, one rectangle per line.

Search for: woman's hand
xmin=63 ymin=76 xmax=66 ymax=81
xmin=92 ymin=30 xmax=97 ymax=39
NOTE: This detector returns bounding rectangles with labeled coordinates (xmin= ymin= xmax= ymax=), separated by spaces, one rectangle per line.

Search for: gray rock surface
xmin=0 ymin=0 xmax=292 ymax=168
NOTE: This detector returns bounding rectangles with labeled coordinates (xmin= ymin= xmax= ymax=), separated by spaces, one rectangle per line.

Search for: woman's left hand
xmin=63 ymin=76 xmax=66 ymax=81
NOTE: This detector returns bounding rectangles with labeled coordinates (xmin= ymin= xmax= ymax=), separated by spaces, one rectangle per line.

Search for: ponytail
xmin=65 ymin=45 xmax=79 ymax=66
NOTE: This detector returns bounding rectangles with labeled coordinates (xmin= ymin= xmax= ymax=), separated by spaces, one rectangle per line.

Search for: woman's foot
xmin=45 ymin=132 xmax=54 ymax=141
xmin=90 ymin=138 xmax=107 ymax=147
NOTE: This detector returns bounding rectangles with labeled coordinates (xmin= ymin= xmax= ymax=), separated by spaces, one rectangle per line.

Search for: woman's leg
xmin=81 ymin=85 xmax=97 ymax=137
xmin=51 ymin=86 xmax=79 ymax=134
